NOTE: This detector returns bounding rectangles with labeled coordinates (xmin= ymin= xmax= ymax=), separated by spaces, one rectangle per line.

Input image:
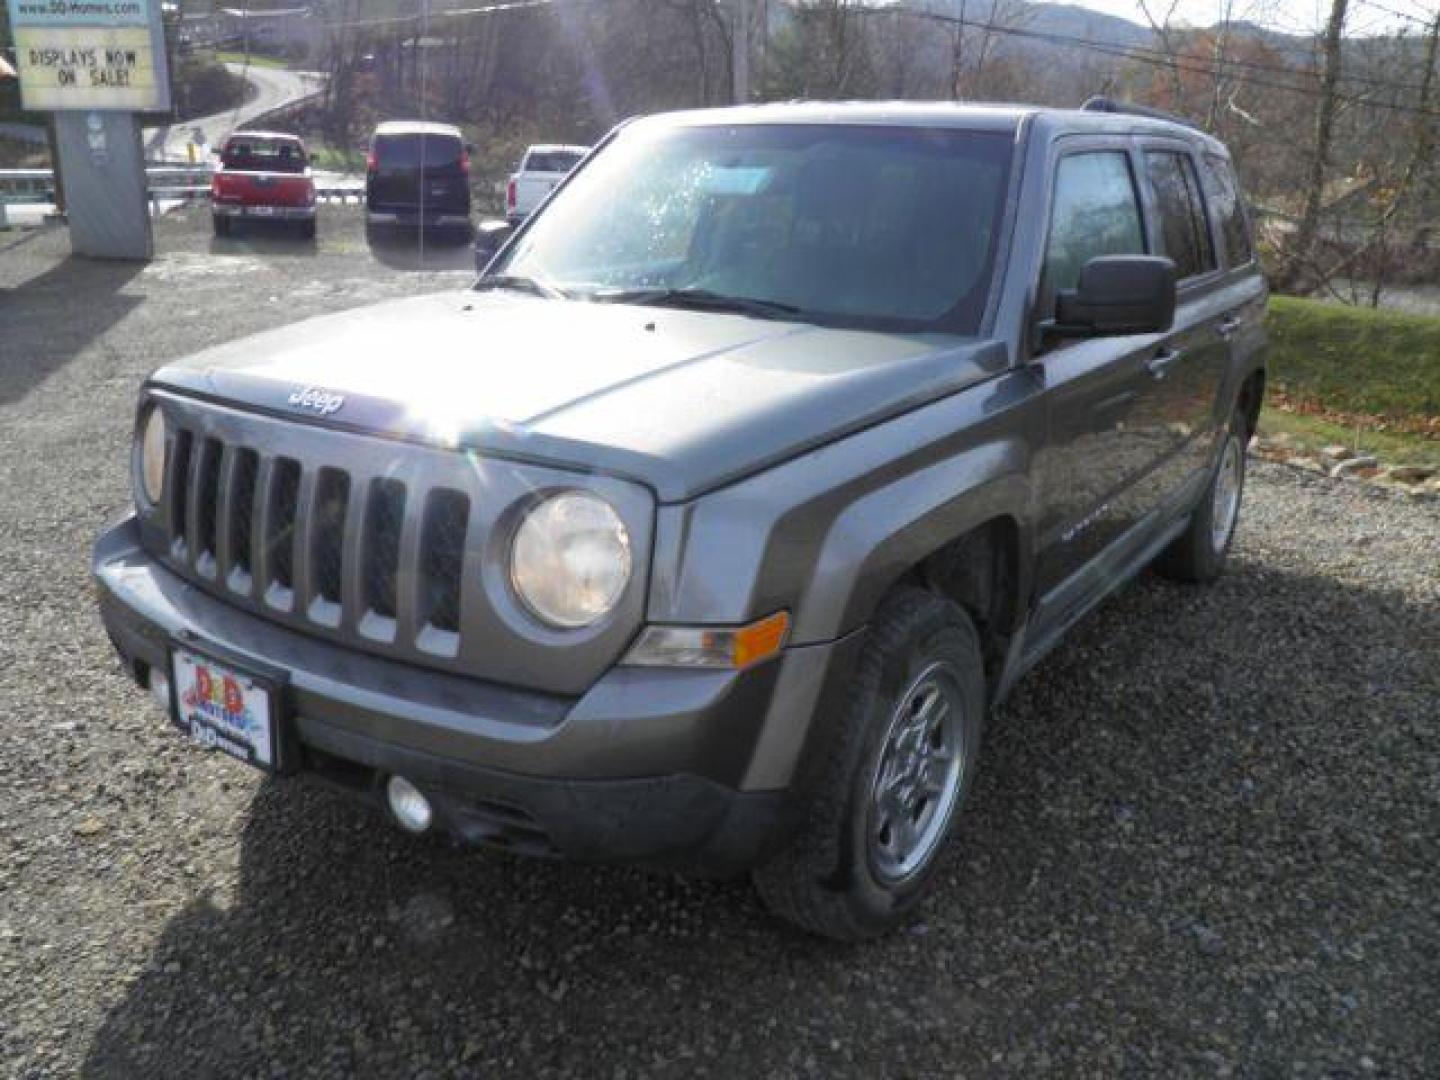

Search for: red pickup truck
xmin=211 ymin=131 xmax=317 ymax=239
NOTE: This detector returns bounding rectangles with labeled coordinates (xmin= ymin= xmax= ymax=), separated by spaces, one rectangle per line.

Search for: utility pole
xmin=951 ymin=0 xmax=967 ymax=101
xmin=1281 ymin=0 xmax=1349 ymax=291
xmin=732 ymin=0 xmax=750 ymax=104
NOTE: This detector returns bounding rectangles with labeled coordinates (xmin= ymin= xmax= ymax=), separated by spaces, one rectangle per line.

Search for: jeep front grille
xmin=160 ymin=426 xmax=473 ymax=663
xmin=140 ymin=393 xmax=652 ymax=693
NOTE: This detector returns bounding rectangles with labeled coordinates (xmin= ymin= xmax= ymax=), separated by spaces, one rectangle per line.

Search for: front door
xmin=1030 ymin=142 xmax=1175 ymax=613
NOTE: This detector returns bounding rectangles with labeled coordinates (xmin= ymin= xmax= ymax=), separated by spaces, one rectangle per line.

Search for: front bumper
xmin=213 ymin=202 xmax=316 ymax=220
xmin=94 ymin=515 xmax=855 ymax=872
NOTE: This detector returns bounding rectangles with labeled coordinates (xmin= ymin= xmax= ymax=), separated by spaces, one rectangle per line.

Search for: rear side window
xmin=1043 ymin=150 xmax=1146 ymax=302
xmin=375 ymin=134 xmax=463 ymax=168
xmin=222 ymin=139 xmax=306 ymax=173
xmin=1145 ymin=151 xmax=1216 ymax=280
xmin=1200 ymin=154 xmax=1254 ymax=268
xmin=524 ymin=151 xmax=584 ymax=173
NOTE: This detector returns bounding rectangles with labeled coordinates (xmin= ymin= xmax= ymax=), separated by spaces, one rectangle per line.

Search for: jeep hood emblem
xmin=287 ymin=386 xmax=346 ymax=416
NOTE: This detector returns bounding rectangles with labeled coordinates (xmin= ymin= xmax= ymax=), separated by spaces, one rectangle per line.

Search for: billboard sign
xmin=6 ymin=0 xmax=171 ymax=111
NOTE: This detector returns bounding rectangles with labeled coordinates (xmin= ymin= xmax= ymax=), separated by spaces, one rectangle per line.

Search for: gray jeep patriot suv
xmin=94 ymin=100 xmax=1266 ymax=939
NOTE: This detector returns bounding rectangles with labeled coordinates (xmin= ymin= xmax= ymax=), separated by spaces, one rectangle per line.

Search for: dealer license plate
xmin=171 ymin=647 xmax=280 ymax=771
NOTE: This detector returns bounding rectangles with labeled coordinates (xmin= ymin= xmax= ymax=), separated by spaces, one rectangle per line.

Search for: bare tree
xmin=1136 ymin=0 xmax=1188 ymax=113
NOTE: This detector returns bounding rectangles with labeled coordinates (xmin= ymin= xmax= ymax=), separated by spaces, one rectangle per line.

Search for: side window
xmin=1043 ymin=151 xmax=1146 ymax=305
xmin=1200 ymin=153 xmax=1254 ymax=268
xmin=1145 ymin=150 xmax=1216 ymax=280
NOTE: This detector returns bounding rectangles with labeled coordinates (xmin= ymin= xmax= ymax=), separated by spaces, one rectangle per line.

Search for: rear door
xmin=1197 ymin=150 xmax=1268 ymax=412
xmin=369 ymin=133 xmax=420 ymax=209
xmin=370 ymin=133 xmax=467 ymax=212
xmin=1134 ymin=141 xmax=1232 ymax=501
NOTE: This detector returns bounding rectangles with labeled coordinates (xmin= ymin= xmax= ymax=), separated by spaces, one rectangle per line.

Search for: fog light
xmin=386 ymin=775 xmax=433 ymax=834
xmin=149 ymin=669 xmax=171 ymax=714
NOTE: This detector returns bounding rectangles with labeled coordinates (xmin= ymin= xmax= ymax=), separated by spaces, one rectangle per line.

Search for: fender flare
xmin=790 ymin=438 xmax=1034 ymax=644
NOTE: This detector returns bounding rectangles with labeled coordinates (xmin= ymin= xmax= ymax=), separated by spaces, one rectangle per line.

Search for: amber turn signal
xmin=622 ymin=611 xmax=791 ymax=670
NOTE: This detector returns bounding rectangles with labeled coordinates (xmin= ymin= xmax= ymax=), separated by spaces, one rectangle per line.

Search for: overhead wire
xmin=303 ymin=0 xmax=1440 ymax=118
xmin=894 ymin=8 xmax=1440 ymax=118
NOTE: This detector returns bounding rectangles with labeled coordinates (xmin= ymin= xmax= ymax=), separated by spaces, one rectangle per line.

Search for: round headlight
xmin=510 ymin=492 xmax=631 ymax=629
xmin=138 ymin=407 xmax=167 ymax=505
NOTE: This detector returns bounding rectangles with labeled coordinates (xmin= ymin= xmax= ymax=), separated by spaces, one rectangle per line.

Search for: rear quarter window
xmin=1200 ymin=153 xmax=1255 ymax=268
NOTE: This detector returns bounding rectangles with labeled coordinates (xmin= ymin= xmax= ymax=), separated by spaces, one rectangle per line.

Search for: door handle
xmin=1147 ymin=347 xmax=1183 ymax=379
xmin=1218 ymin=315 xmax=1243 ymax=338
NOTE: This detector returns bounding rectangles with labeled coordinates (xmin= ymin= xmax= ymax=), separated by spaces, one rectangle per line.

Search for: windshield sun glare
xmin=499 ymin=123 xmax=1014 ymax=333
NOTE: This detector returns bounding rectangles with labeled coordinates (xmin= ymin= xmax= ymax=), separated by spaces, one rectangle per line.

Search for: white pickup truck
xmin=505 ymin=143 xmax=588 ymax=223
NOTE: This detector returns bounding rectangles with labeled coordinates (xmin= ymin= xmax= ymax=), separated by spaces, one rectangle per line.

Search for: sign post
xmin=5 ymin=0 xmax=172 ymax=259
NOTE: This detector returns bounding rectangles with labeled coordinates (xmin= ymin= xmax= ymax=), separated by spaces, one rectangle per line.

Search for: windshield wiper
xmin=589 ymin=287 xmax=803 ymax=321
xmin=473 ymin=274 xmax=567 ymax=300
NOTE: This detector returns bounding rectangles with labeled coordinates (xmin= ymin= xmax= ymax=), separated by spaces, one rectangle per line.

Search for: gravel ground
xmin=1 ymin=212 xmax=1437 ymax=1079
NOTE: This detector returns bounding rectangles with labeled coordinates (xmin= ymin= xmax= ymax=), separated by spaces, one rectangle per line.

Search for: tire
xmin=1155 ymin=417 xmax=1248 ymax=583
xmin=212 ymin=214 xmax=230 ymax=237
xmin=298 ymin=219 xmax=316 ymax=241
xmin=752 ymin=587 xmax=985 ymax=941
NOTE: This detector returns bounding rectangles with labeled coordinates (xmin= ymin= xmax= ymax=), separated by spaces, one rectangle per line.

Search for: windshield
xmin=498 ymin=123 xmax=1014 ymax=332
xmin=221 ymin=138 xmax=307 ymax=173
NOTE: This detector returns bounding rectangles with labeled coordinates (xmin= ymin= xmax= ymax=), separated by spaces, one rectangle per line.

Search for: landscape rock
xmin=1383 ymin=464 xmax=1436 ymax=485
xmin=1330 ymin=455 xmax=1379 ymax=478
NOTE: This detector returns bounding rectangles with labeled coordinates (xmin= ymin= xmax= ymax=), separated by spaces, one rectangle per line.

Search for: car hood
xmin=150 ymin=290 xmax=1008 ymax=501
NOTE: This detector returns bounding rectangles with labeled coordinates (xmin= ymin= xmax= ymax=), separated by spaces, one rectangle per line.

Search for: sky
xmin=1065 ymin=0 xmax=1436 ymax=36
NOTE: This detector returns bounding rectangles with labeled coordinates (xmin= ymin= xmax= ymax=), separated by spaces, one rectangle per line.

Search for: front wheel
xmin=752 ymin=588 xmax=985 ymax=940
xmin=212 ymin=214 xmax=230 ymax=237
xmin=1155 ymin=421 xmax=1247 ymax=583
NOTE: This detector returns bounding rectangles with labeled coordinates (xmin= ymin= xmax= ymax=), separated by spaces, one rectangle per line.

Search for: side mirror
xmin=1051 ymin=255 xmax=1176 ymax=337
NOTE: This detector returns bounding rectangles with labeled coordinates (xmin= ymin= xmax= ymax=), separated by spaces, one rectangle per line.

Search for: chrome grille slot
xmin=168 ymin=429 xmax=194 ymax=556
xmin=263 ymin=457 xmax=302 ymax=609
xmin=308 ymin=468 xmax=350 ymax=626
xmin=193 ymin=437 xmax=224 ymax=577
xmin=226 ymin=448 xmax=260 ymax=588
xmin=361 ymin=478 xmax=406 ymax=640
xmin=418 ymin=488 xmax=469 ymax=652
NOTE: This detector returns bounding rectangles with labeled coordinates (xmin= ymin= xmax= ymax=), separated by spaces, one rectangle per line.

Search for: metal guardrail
xmin=0 ymin=168 xmax=59 ymax=203
xmin=0 ymin=167 xmax=364 ymax=217
xmin=147 ymin=185 xmax=365 ymax=212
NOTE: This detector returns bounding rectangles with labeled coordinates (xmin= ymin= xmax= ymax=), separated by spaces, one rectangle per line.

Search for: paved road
xmin=144 ymin=63 xmax=323 ymax=162
xmin=0 ymin=211 xmax=1436 ymax=1078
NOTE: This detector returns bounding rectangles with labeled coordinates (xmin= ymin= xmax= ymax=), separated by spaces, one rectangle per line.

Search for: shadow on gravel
xmin=79 ymin=558 xmax=1440 ymax=1077
xmin=207 ymin=222 xmax=319 ymax=256
xmin=366 ymin=222 xmax=476 ymax=274
xmin=0 ymin=256 xmax=144 ymax=408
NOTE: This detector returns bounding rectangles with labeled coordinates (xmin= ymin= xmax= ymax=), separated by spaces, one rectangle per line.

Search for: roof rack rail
xmin=1080 ymin=96 xmax=1205 ymax=133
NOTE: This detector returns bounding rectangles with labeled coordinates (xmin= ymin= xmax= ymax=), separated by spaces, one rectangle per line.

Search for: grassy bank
xmin=306 ymin=144 xmax=366 ymax=173
xmin=1260 ymin=296 xmax=1440 ymax=466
